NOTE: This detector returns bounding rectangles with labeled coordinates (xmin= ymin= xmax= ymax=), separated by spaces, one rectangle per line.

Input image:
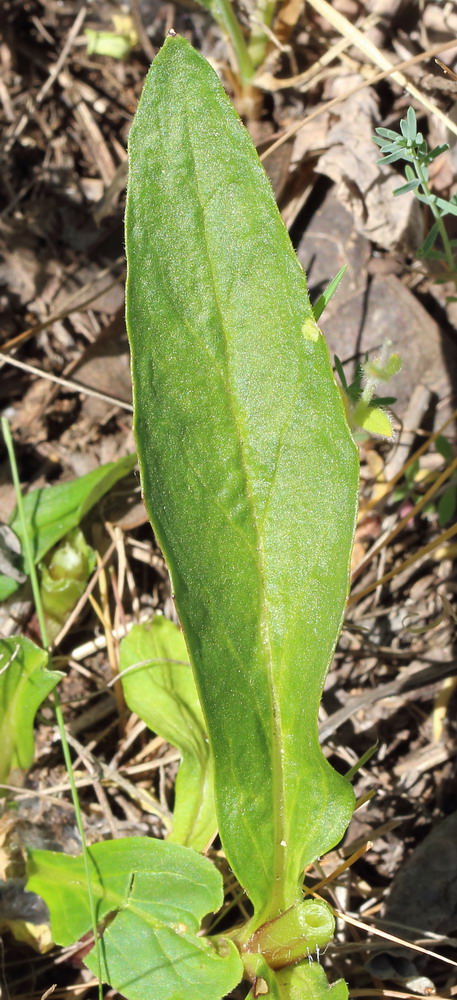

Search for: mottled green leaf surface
xmin=27 ymin=838 xmax=242 ymax=1000
xmin=120 ymin=618 xmax=216 ymax=850
xmin=0 ymin=636 xmax=63 ymax=783
xmin=126 ymin=36 xmax=359 ymax=924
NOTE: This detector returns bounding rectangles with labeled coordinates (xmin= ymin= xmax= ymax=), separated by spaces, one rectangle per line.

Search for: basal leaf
xmin=120 ymin=618 xmax=216 ymax=850
xmin=0 ymin=636 xmax=63 ymax=783
xmin=126 ymin=36 xmax=358 ymax=924
xmin=27 ymin=837 xmax=243 ymax=1000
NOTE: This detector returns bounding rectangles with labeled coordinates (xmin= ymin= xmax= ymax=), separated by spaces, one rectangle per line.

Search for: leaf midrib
xmin=180 ymin=91 xmax=287 ymax=917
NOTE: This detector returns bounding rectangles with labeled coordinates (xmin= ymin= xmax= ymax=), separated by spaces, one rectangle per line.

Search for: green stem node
xmin=243 ymin=900 xmax=335 ymax=970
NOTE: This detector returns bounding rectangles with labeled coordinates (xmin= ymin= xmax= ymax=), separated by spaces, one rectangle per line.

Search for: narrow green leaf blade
xmin=120 ymin=618 xmax=216 ymax=850
xmin=27 ymin=838 xmax=242 ymax=1000
xmin=393 ymin=179 xmax=420 ymax=195
xmin=0 ymin=454 xmax=136 ymax=602
xmin=434 ymin=195 xmax=457 ymax=216
xmin=126 ymin=36 xmax=358 ymax=922
xmin=9 ymin=453 xmax=137 ymax=565
xmin=0 ymin=636 xmax=63 ymax=783
xmin=312 ymin=265 xmax=347 ymax=321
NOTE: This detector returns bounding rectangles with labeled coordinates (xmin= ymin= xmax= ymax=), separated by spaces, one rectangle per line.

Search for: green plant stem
xmin=1 ymin=417 xmax=104 ymax=1000
xmin=246 ymin=0 xmax=276 ymax=69
xmin=212 ymin=0 xmax=255 ymax=84
xmin=414 ymin=156 xmax=455 ymax=277
xmin=2 ymin=418 xmax=49 ymax=648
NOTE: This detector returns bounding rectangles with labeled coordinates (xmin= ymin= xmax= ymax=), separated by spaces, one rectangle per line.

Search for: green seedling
xmin=0 ymin=636 xmax=62 ymax=786
xmin=85 ymin=14 xmax=138 ymax=61
xmin=334 ymin=345 xmax=400 ymax=439
xmin=191 ymin=0 xmax=279 ymax=86
xmin=0 ymin=453 xmax=136 ymax=603
xmin=27 ymin=36 xmax=361 ymax=1000
xmin=373 ymin=106 xmax=457 ymax=294
xmin=40 ymin=528 xmax=96 ymax=642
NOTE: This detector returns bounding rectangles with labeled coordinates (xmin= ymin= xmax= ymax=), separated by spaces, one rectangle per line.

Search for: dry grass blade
xmin=52 ymin=539 xmax=118 ymax=648
xmin=332 ymin=908 xmax=457 ymax=969
xmin=306 ymin=0 xmax=457 ymax=136
xmin=362 ymin=406 xmax=457 ymax=515
xmin=349 ymin=520 xmax=457 ymax=605
xmin=0 ymin=352 xmax=133 ymax=412
xmin=256 ymin=11 xmax=379 ymax=90
xmin=1 ymin=5 xmax=88 ymax=153
xmin=305 ymin=842 xmax=373 ymax=895
xmin=261 ymin=38 xmax=457 ymax=160
xmin=352 ymin=454 xmax=457 ymax=582
xmin=350 ymin=992 xmax=453 ymax=999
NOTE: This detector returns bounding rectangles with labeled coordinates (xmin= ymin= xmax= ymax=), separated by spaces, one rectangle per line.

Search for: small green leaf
xmin=406 ymin=106 xmax=417 ymax=141
xmin=379 ymin=149 xmax=409 ymax=166
xmin=344 ymin=742 xmax=377 ymax=781
xmin=40 ymin=528 xmax=96 ymax=642
xmin=435 ymin=196 xmax=457 ymax=216
xmin=0 ymin=454 xmax=136 ymax=599
xmin=85 ymin=28 xmax=134 ymax=60
xmin=352 ymin=401 xmax=394 ymax=438
xmin=418 ymin=220 xmax=441 ymax=257
xmin=333 ymin=355 xmax=348 ymax=392
xmin=363 ymin=351 xmax=401 ymax=382
xmin=244 ymin=956 xmax=348 ymax=1000
xmin=312 ymin=266 xmax=347 ymax=322
xmin=424 ymin=144 xmax=449 ymax=162
xmin=120 ymin=618 xmax=216 ymax=851
xmin=376 ymin=141 xmax=401 ymax=154
xmin=374 ymin=127 xmax=400 ymax=141
xmin=276 ymin=962 xmax=348 ymax=1000
xmin=438 ymin=485 xmax=457 ymax=526
xmin=11 ymin=454 xmax=137 ymax=564
xmin=435 ymin=435 xmax=453 ymax=462
xmin=0 ymin=636 xmax=63 ymax=784
xmin=393 ymin=179 xmax=420 ymax=195
xmin=371 ymin=396 xmax=396 ymax=407
xmin=27 ymin=838 xmax=243 ymax=1000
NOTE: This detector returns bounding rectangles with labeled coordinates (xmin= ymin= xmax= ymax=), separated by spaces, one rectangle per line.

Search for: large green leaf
xmin=120 ymin=618 xmax=216 ymax=851
xmin=27 ymin=837 xmax=243 ymax=1000
xmin=0 ymin=636 xmax=63 ymax=783
xmin=0 ymin=454 xmax=137 ymax=598
xmin=126 ymin=36 xmax=359 ymax=925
